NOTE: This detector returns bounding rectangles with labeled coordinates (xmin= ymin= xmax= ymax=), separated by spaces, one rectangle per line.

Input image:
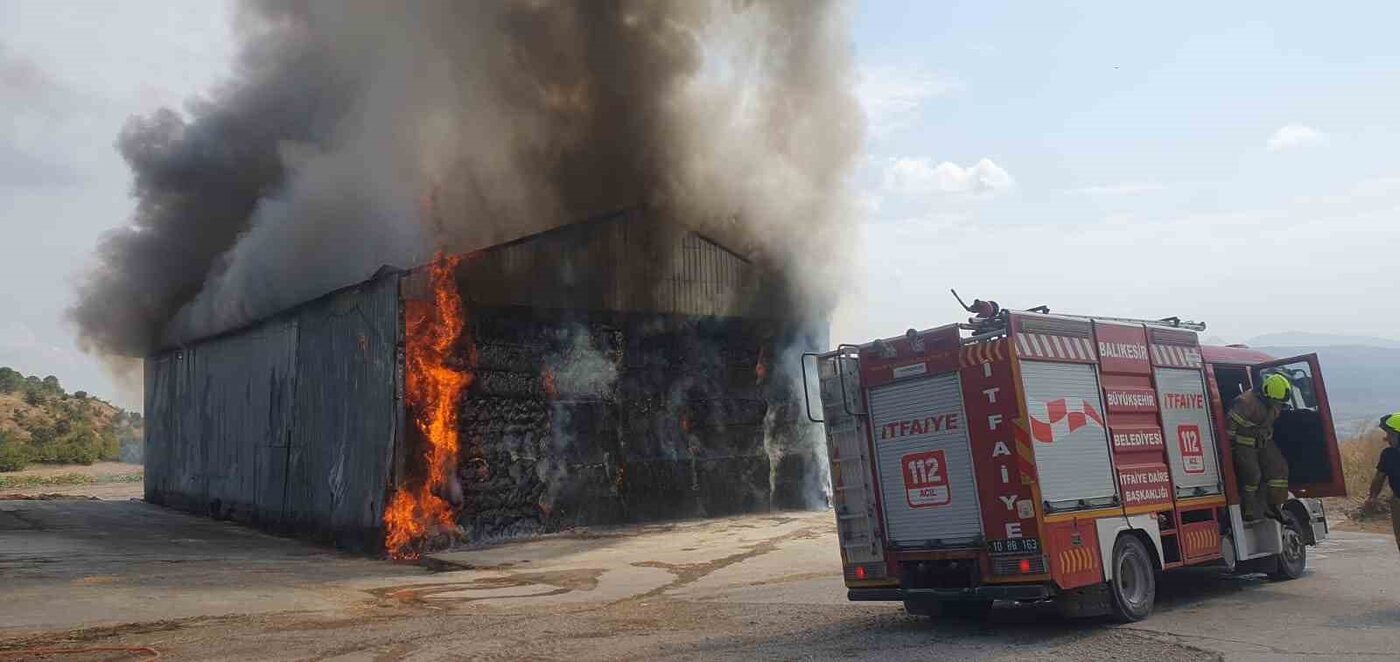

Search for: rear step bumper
xmin=849 ymin=584 xmax=1052 ymax=603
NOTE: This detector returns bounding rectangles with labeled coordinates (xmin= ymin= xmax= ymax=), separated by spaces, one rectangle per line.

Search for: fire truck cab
xmin=806 ymin=307 xmax=1343 ymax=622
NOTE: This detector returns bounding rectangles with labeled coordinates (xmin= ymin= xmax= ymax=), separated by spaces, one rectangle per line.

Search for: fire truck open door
xmin=1254 ymin=353 xmax=1346 ymax=498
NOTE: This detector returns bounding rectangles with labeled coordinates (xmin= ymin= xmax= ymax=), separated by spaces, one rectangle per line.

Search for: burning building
xmin=143 ymin=209 xmax=826 ymax=555
xmin=77 ymin=1 xmax=859 ymax=556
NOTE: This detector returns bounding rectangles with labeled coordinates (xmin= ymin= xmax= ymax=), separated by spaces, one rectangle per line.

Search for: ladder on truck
xmin=951 ymin=289 xmax=1206 ymax=340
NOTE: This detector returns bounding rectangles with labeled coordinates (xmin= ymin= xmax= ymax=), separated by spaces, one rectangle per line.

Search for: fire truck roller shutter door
xmin=867 ymin=372 xmax=983 ymax=547
xmin=1155 ymin=368 xmax=1224 ymax=496
xmin=1020 ymin=361 xmax=1117 ymax=507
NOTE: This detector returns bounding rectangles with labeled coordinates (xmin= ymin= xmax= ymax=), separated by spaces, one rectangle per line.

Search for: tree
xmin=74 ymin=391 xmax=88 ymax=400
xmin=41 ymin=375 xmax=61 ymax=395
xmin=0 ymin=367 xmax=21 ymax=394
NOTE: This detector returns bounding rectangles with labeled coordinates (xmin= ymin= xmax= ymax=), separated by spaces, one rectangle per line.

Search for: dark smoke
xmin=72 ymin=0 xmax=862 ymax=361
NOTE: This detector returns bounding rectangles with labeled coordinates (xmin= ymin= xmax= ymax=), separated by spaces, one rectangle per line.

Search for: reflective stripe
xmin=1267 ymin=480 xmax=1289 ymax=487
xmin=1243 ymin=484 xmax=1258 ymax=491
xmin=1229 ymin=411 xmax=1254 ymax=427
xmin=1235 ymin=436 xmax=1257 ymax=447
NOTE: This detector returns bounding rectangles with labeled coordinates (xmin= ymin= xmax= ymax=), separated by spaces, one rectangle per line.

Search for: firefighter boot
xmin=1262 ymin=442 xmax=1291 ymax=522
xmin=1242 ymin=489 xmax=1263 ymax=522
xmin=1233 ymin=445 xmax=1262 ymax=522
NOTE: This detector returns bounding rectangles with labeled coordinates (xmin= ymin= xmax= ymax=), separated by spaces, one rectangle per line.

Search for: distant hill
xmin=0 ymin=367 xmax=142 ymax=471
xmin=1248 ymin=332 xmax=1400 ymax=350
xmin=1248 ymin=334 xmax=1400 ymax=436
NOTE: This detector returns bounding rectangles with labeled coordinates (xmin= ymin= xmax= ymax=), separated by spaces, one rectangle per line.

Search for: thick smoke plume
xmin=71 ymin=0 xmax=861 ymax=356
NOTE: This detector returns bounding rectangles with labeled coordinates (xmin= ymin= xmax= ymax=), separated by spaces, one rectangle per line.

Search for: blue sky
xmin=838 ymin=1 xmax=1400 ymax=346
xmin=2 ymin=1 xmax=1398 ymax=407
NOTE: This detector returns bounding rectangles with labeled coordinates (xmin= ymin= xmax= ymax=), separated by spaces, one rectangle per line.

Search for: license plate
xmin=987 ymin=538 xmax=1041 ymax=555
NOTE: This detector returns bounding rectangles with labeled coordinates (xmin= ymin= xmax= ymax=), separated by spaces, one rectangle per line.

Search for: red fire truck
xmin=805 ymin=300 xmax=1343 ymax=621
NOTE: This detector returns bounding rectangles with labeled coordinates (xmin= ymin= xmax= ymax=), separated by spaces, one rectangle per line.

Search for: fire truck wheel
xmin=1268 ymin=512 xmax=1307 ymax=581
xmin=1107 ymin=535 xmax=1156 ymax=623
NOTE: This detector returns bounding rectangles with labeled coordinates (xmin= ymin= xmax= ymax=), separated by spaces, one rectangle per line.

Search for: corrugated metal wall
xmin=144 ymin=275 xmax=400 ymax=551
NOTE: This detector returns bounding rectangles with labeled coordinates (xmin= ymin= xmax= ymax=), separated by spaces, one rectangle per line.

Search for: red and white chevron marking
xmin=959 ymin=338 xmax=1008 ymax=366
xmin=1029 ymin=398 xmax=1105 ymax=444
xmin=1014 ymin=333 xmax=1096 ymax=362
xmin=1150 ymin=343 xmax=1202 ymax=368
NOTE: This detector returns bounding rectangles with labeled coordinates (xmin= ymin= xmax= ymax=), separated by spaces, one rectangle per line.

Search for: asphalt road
xmin=1 ymin=499 xmax=1396 ymax=660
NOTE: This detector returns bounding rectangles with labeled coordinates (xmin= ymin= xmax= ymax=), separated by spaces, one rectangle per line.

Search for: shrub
xmin=28 ymin=422 xmax=57 ymax=446
xmin=0 ymin=443 xmax=29 ymax=472
xmin=99 ymin=429 xmax=120 ymax=461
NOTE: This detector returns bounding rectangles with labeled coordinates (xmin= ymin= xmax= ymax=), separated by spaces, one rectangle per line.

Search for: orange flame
xmin=384 ymin=253 xmax=472 ymax=560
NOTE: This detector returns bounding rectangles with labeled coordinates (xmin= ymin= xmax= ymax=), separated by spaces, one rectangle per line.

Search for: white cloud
xmin=857 ymin=65 xmax=958 ymax=138
xmin=1267 ymin=124 xmax=1329 ymax=151
xmin=882 ymin=157 xmax=1014 ymax=197
xmin=1062 ymin=183 xmax=1165 ymax=197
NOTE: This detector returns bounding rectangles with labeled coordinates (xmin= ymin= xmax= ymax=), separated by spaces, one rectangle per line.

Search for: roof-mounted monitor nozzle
xmin=951 ymin=289 xmax=1000 ymax=320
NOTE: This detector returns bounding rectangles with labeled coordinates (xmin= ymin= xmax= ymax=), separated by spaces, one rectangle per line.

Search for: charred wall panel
xmin=199 ymin=324 xmax=298 ymax=524
xmin=144 ymin=321 xmax=297 ymax=524
xmin=283 ymin=276 xmax=400 ymax=550
xmin=142 ymin=355 xmax=175 ymax=509
xmin=145 ymin=274 xmax=400 ymax=551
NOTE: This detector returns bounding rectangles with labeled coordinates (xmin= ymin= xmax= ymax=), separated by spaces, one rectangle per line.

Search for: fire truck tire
xmin=1268 ymin=512 xmax=1307 ymax=581
xmin=1107 ymin=535 xmax=1156 ymax=623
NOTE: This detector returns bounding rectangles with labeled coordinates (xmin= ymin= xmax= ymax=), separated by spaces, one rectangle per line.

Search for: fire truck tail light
xmin=846 ymin=563 xmax=887 ymax=582
xmin=991 ymin=554 xmax=1046 ymax=576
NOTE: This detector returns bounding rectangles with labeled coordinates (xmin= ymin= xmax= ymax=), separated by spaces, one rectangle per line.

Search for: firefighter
xmin=1227 ymin=373 xmax=1292 ymax=521
xmin=1363 ymin=413 xmax=1400 ymax=553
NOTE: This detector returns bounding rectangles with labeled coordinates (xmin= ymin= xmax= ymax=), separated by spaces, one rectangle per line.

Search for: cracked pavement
xmin=1 ymin=500 xmax=1396 ymax=660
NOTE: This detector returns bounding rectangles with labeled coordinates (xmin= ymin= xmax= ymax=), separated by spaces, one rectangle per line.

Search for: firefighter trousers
xmin=1234 ymin=440 xmax=1289 ymax=519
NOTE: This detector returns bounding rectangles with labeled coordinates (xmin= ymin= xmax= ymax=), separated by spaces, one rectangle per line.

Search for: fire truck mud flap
xmin=848 ymin=585 xmax=1052 ymax=602
xmin=1287 ymin=497 xmax=1328 ymax=545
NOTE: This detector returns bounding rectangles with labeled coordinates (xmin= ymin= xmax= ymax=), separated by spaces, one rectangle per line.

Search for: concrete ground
xmin=1 ymin=500 xmax=1397 ymax=661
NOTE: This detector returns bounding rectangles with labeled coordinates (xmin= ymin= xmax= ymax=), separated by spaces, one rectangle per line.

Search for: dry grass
xmin=0 ymin=471 xmax=142 ymax=490
xmin=1333 ymin=429 xmax=1392 ymax=530
xmin=1341 ymin=429 xmax=1387 ymax=499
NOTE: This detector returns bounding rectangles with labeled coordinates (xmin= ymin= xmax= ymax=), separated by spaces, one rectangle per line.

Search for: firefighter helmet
xmin=1260 ymin=373 xmax=1291 ymax=403
xmin=1379 ymin=413 xmax=1400 ymax=435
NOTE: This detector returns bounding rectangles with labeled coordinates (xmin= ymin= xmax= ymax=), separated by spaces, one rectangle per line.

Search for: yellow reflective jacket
xmin=1227 ymin=389 xmax=1279 ymax=448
